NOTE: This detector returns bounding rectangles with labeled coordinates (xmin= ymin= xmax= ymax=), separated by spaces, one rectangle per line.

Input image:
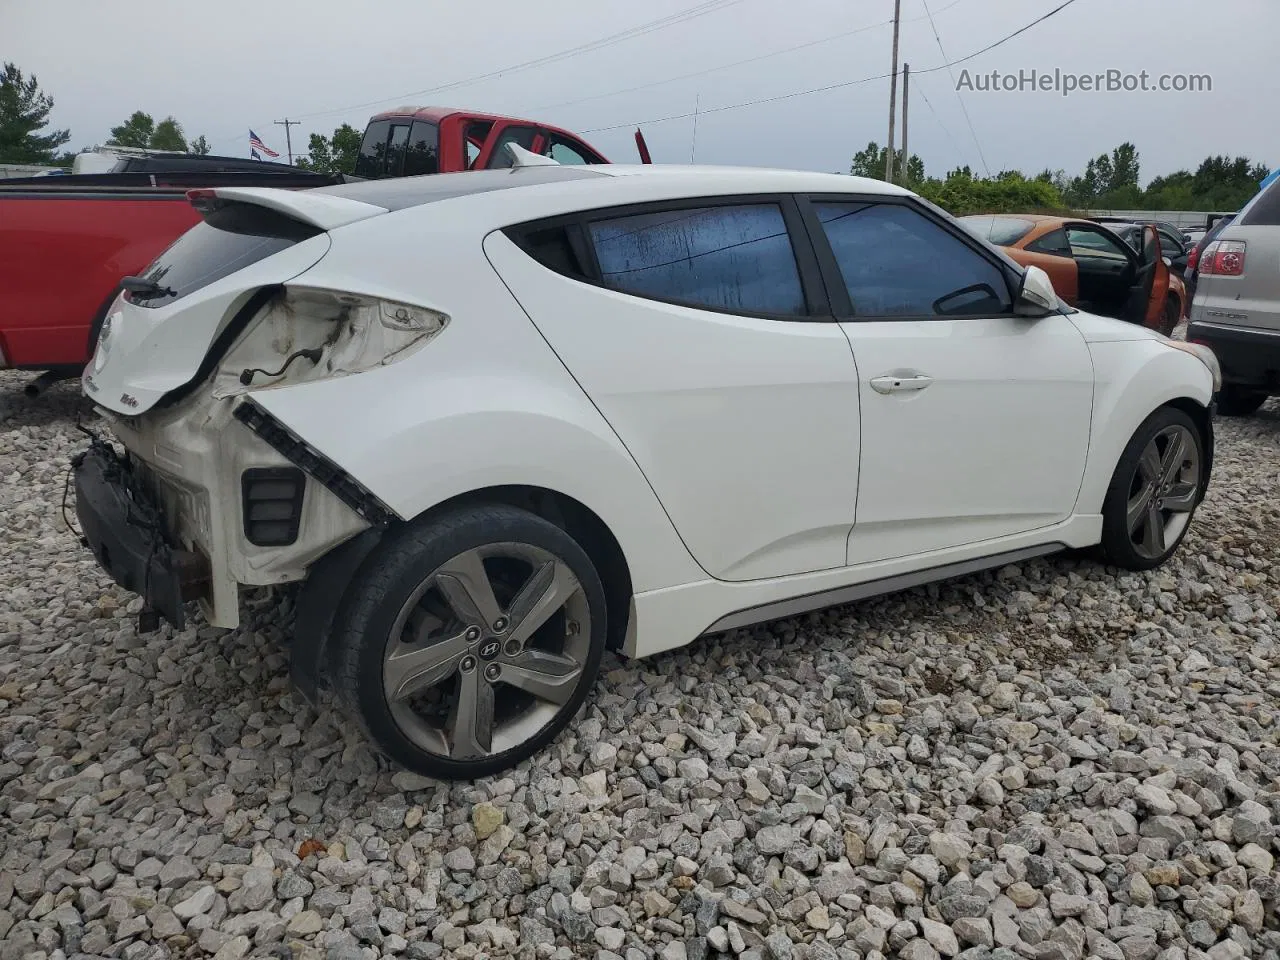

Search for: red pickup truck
xmin=0 ymin=108 xmax=612 ymax=391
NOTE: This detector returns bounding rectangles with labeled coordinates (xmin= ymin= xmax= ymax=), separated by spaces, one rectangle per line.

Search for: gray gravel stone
xmin=3 ymin=375 xmax=1280 ymax=960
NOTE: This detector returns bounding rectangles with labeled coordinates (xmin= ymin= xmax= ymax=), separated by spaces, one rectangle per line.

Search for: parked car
xmin=1184 ymin=214 xmax=1235 ymax=303
xmin=1105 ymin=221 xmax=1192 ymax=278
xmin=960 ymin=215 xmax=1185 ymax=333
xmin=76 ymin=158 xmax=1219 ymax=778
xmin=1187 ymin=179 xmax=1280 ymax=415
xmin=0 ymin=108 xmax=613 ymax=387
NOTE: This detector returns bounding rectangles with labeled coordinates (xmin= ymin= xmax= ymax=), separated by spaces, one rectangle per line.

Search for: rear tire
xmin=331 ymin=503 xmax=607 ymax=781
xmin=1216 ymin=385 xmax=1267 ymax=418
xmin=1098 ymin=406 xmax=1205 ymax=571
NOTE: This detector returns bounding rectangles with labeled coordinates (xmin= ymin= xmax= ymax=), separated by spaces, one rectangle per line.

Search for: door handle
xmin=871 ymin=374 xmax=933 ymax=395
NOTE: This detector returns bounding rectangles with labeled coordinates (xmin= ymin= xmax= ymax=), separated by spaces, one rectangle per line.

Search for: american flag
xmin=248 ymin=130 xmax=280 ymax=159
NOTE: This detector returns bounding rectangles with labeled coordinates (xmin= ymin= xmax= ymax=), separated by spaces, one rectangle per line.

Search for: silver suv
xmin=1187 ymin=178 xmax=1280 ymax=416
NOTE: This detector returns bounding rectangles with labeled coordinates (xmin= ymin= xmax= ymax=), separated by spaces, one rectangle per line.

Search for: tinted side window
xmin=486 ymin=127 xmax=539 ymax=169
xmin=384 ymin=123 xmax=411 ymax=177
xmin=1066 ymin=226 xmax=1131 ymax=261
xmin=589 ymin=204 xmax=806 ymax=316
xmin=512 ymin=225 xmax=590 ymax=281
xmin=354 ymin=120 xmax=390 ymax=178
xmin=403 ymin=121 xmax=439 ymax=177
xmin=816 ymin=202 xmax=1011 ymax=317
xmin=464 ymin=120 xmax=494 ymax=169
xmin=1157 ymin=228 xmax=1185 ymax=255
xmin=542 ymin=136 xmax=596 ymax=166
xmin=1026 ymin=228 xmax=1072 ymax=257
xmin=1240 ymin=182 xmax=1280 ymax=226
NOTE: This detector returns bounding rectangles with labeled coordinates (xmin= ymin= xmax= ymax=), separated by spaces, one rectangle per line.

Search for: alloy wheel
xmin=382 ymin=543 xmax=591 ymax=761
xmin=1125 ymin=423 xmax=1200 ymax=561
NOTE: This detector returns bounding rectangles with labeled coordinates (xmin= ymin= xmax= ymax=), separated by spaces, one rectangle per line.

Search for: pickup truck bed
xmin=0 ymin=169 xmax=341 ymax=373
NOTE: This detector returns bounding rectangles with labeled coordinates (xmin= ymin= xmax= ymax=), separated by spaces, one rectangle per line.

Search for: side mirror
xmin=1163 ymin=256 xmax=1173 ymax=268
xmin=1015 ymin=265 xmax=1059 ymax=317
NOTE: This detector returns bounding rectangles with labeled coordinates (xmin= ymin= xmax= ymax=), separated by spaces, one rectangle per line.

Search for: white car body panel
xmin=79 ymin=165 xmax=1216 ymax=662
xmin=484 ymin=230 xmax=861 ymax=582
xmin=1073 ymin=337 xmax=1212 ymax=513
xmin=840 ymin=314 xmax=1094 ymax=564
xmin=84 ymin=235 xmax=332 ymax=414
xmin=248 ymin=216 xmax=706 ymax=597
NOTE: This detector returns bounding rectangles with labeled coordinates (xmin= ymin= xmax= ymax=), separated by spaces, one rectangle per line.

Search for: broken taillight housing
xmin=211 ymin=287 xmax=449 ymax=399
xmin=1199 ymin=240 xmax=1247 ymax=277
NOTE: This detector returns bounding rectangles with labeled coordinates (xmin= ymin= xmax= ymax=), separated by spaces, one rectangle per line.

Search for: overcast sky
xmin=7 ymin=0 xmax=1278 ymax=182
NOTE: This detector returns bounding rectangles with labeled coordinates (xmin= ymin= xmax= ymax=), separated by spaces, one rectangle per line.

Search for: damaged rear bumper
xmin=73 ymin=442 xmax=210 ymax=629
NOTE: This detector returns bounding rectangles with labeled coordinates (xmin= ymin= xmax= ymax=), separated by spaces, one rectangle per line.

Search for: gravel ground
xmin=1 ymin=370 xmax=1278 ymax=960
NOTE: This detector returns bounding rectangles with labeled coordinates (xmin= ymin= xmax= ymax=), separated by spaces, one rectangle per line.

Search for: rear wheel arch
xmin=401 ymin=485 xmax=633 ymax=653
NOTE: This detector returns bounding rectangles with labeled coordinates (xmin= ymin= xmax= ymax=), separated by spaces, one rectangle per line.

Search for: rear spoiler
xmin=185 ymin=187 xmax=388 ymax=231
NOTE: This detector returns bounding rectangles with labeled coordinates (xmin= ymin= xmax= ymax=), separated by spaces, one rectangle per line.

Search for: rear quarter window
xmin=1239 ymin=179 xmax=1280 ymax=226
xmin=129 ymin=203 xmax=321 ymax=309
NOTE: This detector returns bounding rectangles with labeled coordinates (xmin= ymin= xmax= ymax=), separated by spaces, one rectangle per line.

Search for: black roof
xmin=312 ymin=165 xmax=608 ymax=212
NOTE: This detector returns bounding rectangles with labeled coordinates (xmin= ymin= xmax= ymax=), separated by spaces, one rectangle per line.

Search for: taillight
xmin=1186 ymin=246 xmax=1200 ymax=271
xmin=1200 ymin=240 xmax=1247 ymax=277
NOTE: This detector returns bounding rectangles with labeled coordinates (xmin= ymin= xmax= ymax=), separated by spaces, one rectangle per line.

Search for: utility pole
xmin=690 ymin=92 xmax=701 ymax=164
xmin=901 ymin=63 xmax=910 ymax=185
xmin=885 ymin=0 xmax=902 ymax=182
xmin=274 ymin=118 xmax=300 ymax=165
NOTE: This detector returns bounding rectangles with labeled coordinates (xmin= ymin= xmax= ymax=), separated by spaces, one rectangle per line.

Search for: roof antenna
xmin=505 ymin=143 xmax=559 ymax=168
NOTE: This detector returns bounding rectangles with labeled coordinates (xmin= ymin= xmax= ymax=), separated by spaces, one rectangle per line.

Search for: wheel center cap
xmin=477 ymin=638 xmax=502 ymax=662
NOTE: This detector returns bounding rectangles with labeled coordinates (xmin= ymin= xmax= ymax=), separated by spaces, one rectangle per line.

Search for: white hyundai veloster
xmin=76 ymin=152 xmax=1219 ymax=778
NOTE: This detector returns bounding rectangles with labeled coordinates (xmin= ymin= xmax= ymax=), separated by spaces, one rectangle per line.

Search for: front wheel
xmin=1098 ymin=407 xmax=1205 ymax=571
xmin=331 ymin=504 xmax=607 ymax=780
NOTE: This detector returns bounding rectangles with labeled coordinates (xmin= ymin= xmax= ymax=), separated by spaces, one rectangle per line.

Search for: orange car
xmin=961 ymin=215 xmax=1184 ymax=334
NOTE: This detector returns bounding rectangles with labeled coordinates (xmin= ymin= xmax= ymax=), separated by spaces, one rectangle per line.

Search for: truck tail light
xmin=1200 ymin=240 xmax=1247 ymax=277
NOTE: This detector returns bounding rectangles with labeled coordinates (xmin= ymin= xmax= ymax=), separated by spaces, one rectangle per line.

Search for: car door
xmin=1133 ymin=225 xmax=1171 ymax=329
xmin=1010 ymin=227 xmax=1078 ymax=305
xmin=1065 ymin=223 xmax=1136 ymax=315
xmin=800 ymin=195 xmax=1094 ymax=565
xmin=486 ymin=196 xmax=861 ymax=581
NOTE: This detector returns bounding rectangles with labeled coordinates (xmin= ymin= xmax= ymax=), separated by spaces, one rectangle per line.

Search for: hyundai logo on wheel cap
xmin=478 ymin=639 xmax=501 ymax=661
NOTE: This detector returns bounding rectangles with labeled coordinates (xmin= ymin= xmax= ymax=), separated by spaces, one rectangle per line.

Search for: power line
xmin=286 ymin=0 xmax=750 ymax=124
xmin=914 ymin=80 xmax=966 ymax=168
xmin=581 ymin=0 xmax=1080 ymax=135
xmin=919 ymin=0 xmax=989 ymax=176
xmin=533 ymin=0 xmax=967 ymax=115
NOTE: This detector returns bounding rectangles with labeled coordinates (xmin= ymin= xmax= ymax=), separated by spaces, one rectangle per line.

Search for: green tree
xmin=296 ymin=123 xmax=362 ymax=173
xmin=0 ymin=62 xmax=71 ymax=164
xmin=109 ymin=110 xmax=156 ymax=148
xmin=150 ymin=116 xmax=188 ymax=151
xmin=849 ymin=140 xmax=925 ymax=185
xmin=1190 ymin=155 xmax=1271 ymax=210
xmin=189 ymin=135 xmax=211 ymax=155
xmin=918 ymin=170 xmax=1065 ymax=217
